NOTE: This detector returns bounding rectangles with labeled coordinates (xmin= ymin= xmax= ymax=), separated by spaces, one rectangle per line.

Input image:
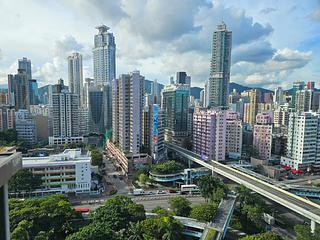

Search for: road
xmin=102 ymin=155 xmax=131 ymax=195
xmin=166 ymin=143 xmax=320 ymax=224
xmin=74 ymin=194 xmax=206 ymax=211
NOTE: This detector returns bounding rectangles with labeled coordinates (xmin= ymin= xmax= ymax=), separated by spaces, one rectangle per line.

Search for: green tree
xmin=140 ymin=216 xmax=183 ymax=240
xmin=127 ymin=222 xmax=144 ymax=240
xmin=0 ymin=129 xmax=18 ymax=146
xmin=9 ymin=195 xmax=80 ymax=239
xmin=168 ymin=196 xmax=191 ymax=217
xmin=240 ymin=232 xmax=283 ymax=240
xmin=196 ymin=175 xmax=227 ymax=202
xmin=151 ymin=160 xmax=184 ymax=174
xmin=66 ymin=223 xmax=116 ymax=240
xmin=189 ymin=203 xmax=218 ymax=222
xmin=235 ymin=185 xmax=269 ymax=233
xmin=152 ymin=206 xmax=172 ymax=217
xmin=93 ymin=195 xmax=145 ymax=231
xmin=91 ymin=149 xmax=103 ymax=166
xmin=138 ymin=173 xmax=148 ymax=185
xmin=294 ymin=224 xmax=320 ymax=240
xmin=9 ymin=169 xmax=42 ymax=193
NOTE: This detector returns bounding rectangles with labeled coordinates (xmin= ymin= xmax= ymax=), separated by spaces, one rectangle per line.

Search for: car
xmin=167 ymin=189 xmax=177 ymax=193
xmin=156 ymin=190 xmax=167 ymax=195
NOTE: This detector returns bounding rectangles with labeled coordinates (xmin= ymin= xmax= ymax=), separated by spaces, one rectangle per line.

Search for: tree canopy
xmin=294 ymin=224 xmax=320 ymax=240
xmin=91 ymin=149 xmax=103 ymax=166
xmin=9 ymin=195 xmax=80 ymax=240
xmin=168 ymin=196 xmax=192 ymax=217
xmin=9 ymin=169 xmax=42 ymax=193
xmin=189 ymin=203 xmax=218 ymax=222
xmin=196 ymin=175 xmax=227 ymax=203
xmin=232 ymin=185 xmax=270 ymax=234
xmin=151 ymin=160 xmax=184 ymax=174
xmin=240 ymin=232 xmax=283 ymax=240
xmin=66 ymin=195 xmax=184 ymax=240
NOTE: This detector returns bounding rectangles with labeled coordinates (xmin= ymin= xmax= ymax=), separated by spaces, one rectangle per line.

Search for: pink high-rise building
xmin=253 ymin=112 xmax=273 ymax=160
xmin=226 ymin=110 xmax=242 ymax=159
xmin=193 ymin=109 xmax=226 ymax=161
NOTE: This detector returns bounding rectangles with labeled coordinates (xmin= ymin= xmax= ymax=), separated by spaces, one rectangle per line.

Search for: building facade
xmin=0 ymin=106 xmax=15 ymax=131
xmin=8 ymin=69 xmax=30 ymax=111
xmin=18 ymin=57 xmax=32 ymax=80
xmin=209 ymin=22 xmax=232 ymax=107
xmin=68 ymin=52 xmax=83 ymax=105
xmin=281 ymin=112 xmax=320 ymax=170
xmin=22 ymin=149 xmax=91 ymax=194
xmin=51 ymin=91 xmax=80 ymax=138
xmin=112 ymin=71 xmax=144 ymax=154
xmin=161 ymin=84 xmax=189 ymax=145
xmin=193 ymin=109 xmax=226 ymax=161
xmin=142 ymin=104 xmax=165 ymax=162
xmin=93 ymin=25 xmax=116 ymax=86
xmin=225 ymin=110 xmax=242 ymax=159
xmin=253 ymin=112 xmax=273 ymax=161
xmin=15 ymin=110 xmax=37 ymax=145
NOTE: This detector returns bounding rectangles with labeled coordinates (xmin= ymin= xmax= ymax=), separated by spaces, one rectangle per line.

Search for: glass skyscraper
xmin=161 ymin=84 xmax=189 ymax=145
xmin=18 ymin=57 xmax=32 ymax=80
xmin=93 ymin=25 xmax=116 ymax=86
xmin=209 ymin=22 xmax=232 ymax=107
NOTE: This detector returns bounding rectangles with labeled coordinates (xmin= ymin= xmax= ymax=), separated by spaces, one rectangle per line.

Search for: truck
xmin=133 ymin=188 xmax=145 ymax=196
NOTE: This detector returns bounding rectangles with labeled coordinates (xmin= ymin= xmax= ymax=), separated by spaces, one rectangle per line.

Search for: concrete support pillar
xmin=311 ymin=220 xmax=316 ymax=234
xmin=188 ymin=158 xmax=191 ymax=168
xmin=0 ymin=184 xmax=10 ymax=240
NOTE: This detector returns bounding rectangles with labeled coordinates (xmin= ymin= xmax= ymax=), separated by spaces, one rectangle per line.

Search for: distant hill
xmin=229 ymin=82 xmax=273 ymax=94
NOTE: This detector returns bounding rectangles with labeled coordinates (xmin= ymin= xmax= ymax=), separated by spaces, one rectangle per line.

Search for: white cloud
xmin=231 ymin=48 xmax=312 ymax=88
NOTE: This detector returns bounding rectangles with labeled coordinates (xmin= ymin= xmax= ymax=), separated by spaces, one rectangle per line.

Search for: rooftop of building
xmin=22 ymin=149 xmax=91 ymax=166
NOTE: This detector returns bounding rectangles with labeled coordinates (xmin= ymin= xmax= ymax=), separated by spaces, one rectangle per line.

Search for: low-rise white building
xmin=22 ymin=149 xmax=91 ymax=194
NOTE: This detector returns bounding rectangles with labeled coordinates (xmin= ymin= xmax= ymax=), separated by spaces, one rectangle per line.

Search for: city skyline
xmin=0 ymin=0 xmax=319 ymax=89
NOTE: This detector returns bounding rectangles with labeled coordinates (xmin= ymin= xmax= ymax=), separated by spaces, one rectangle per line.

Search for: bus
xmin=180 ymin=184 xmax=201 ymax=195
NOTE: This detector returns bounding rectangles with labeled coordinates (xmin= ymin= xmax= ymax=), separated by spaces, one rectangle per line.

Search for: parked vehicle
xmin=133 ymin=188 xmax=145 ymax=196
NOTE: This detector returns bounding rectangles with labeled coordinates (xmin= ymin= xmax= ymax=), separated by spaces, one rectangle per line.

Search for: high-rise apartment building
xmin=242 ymin=89 xmax=259 ymax=128
xmin=8 ymin=69 xmax=30 ymax=111
xmin=274 ymin=105 xmax=289 ymax=128
xmin=93 ymin=25 xmax=116 ymax=86
xmin=281 ymin=112 xmax=320 ymax=170
xmin=18 ymin=57 xmax=32 ymax=80
xmin=274 ymin=87 xmax=284 ymax=106
xmin=291 ymin=81 xmax=305 ymax=108
xmin=253 ymin=112 xmax=273 ymax=161
xmin=161 ymin=84 xmax=189 ymax=145
xmin=226 ymin=110 xmax=242 ymax=159
xmin=209 ymin=22 xmax=232 ymax=107
xmin=193 ymin=109 xmax=226 ymax=161
xmin=15 ymin=110 xmax=37 ymax=145
xmin=0 ymin=91 xmax=8 ymax=105
xmin=51 ymin=91 xmax=79 ymax=138
xmin=83 ymin=78 xmax=94 ymax=108
xmin=0 ymin=106 xmax=15 ymax=131
xmin=79 ymin=107 xmax=89 ymax=136
xmin=295 ymin=89 xmax=320 ymax=113
xmin=112 ymin=71 xmax=144 ymax=154
xmin=68 ymin=52 xmax=83 ymax=105
xmin=142 ymin=104 xmax=165 ymax=162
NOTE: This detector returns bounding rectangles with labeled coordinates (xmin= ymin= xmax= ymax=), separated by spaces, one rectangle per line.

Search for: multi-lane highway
xmin=165 ymin=142 xmax=320 ymax=229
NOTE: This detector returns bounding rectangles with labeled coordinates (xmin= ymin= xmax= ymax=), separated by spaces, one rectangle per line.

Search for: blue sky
xmin=0 ymin=0 xmax=319 ymax=89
